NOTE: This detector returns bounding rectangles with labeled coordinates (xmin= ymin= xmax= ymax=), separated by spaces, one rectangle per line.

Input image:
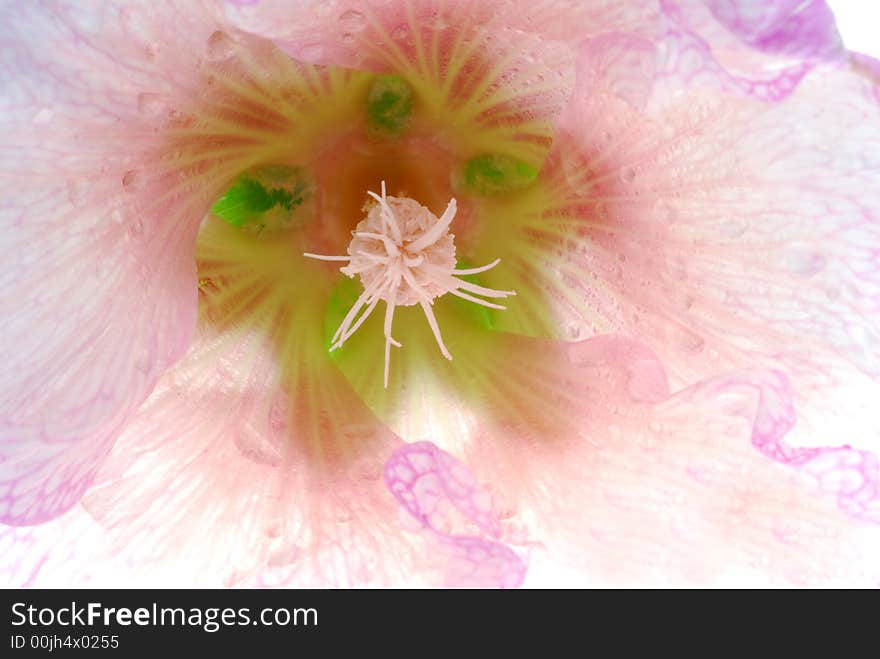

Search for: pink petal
xmin=0 ymin=506 xmax=113 ymax=586
xmin=665 ymin=0 xmax=843 ymax=61
xmin=0 ymin=3 xmax=241 ymax=523
xmin=7 ymin=334 xmax=878 ymax=586
xmin=326 ymin=283 xmax=880 ymax=586
xmin=654 ymin=15 xmax=813 ymax=100
xmin=6 ymin=1 xmax=878 ymax=590
xmin=429 ymin=336 xmax=880 ymax=586
xmin=4 ymin=216 xmax=444 ymax=587
xmin=484 ymin=30 xmax=880 ymax=462
xmin=222 ymin=0 xmax=662 ymax=66
xmin=218 ymin=0 xmax=665 ymax=175
xmin=385 ymin=441 xmax=526 ymax=588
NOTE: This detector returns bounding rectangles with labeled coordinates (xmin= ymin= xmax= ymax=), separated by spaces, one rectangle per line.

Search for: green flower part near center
xmin=211 ymin=165 xmax=307 ymax=231
xmin=460 ymin=154 xmax=538 ymax=195
xmin=367 ymin=74 xmax=414 ymax=135
xmin=323 ymin=275 xmax=363 ymax=357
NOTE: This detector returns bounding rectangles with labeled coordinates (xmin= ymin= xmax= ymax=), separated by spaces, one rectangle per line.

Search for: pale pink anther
xmin=305 ymin=182 xmax=515 ymax=387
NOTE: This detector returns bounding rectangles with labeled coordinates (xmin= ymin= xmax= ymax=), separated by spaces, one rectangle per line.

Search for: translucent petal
xmin=223 ymin=0 xmax=659 ymax=171
xmin=664 ymin=0 xmax=843 ymax=61
xmin=385 ymin=441 xmax=526 ymax=587
xmin=0 ymin=219 xmax=429 ymax=586
xmin=466 ymin=32 xmax=880 ymax=461
xmin=0 ymin=1 xmax=375 ymax=526
xmin=0 ymin=2 xmax=229 ymax=523
xmin=223 ymin=0 xmax=662 ymax=59
xmin=378 ymin=335 xmax=880 ymax=586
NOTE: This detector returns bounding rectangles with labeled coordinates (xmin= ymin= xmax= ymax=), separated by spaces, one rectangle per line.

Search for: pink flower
xmin=2 ymin=0 xmax=879 ymax=587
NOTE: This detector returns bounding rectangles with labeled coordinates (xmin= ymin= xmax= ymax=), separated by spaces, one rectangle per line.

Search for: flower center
xmin=305 ymin=182 xmax=515 ymax=387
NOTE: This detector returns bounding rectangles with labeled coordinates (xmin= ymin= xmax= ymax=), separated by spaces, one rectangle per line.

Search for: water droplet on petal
xmin=720 ymin=220 xmax=748 ymax=238
xmin=235 ymin=424 xmax=282 ymax=466
xmin=92 ymin=261 xmax=107 ymax=279
xmin=298 ymin=43 xmax=325 ymax=61
xmin=620 ymin=166 xmax=636 ymax=183
xmin=121 ymin=170 xmax=140 ymax=191
xmin=339 ymin=9 xmax=366 ymax=31
xmin=137 ymin=92 xmax=167 ymax=116
xmin=66 ymin=179 xmax=86 ymax=207
xmin=355 ymin=461 xmax=382 ymax=481
xmin=785 ymin=246 xmax=827 ymax=278
xmin=392 ymin=24 xmax=412 ymax=43
xmin=654 ymin=200 xmax=677 ymax=223
xmin=268 ymin=546 xmax=303 ymax=569
xmin=206 ymin=30 xmax=234 ymax=61
xmin=847 ymin=324 xmax=870 ymax=351
xmin=566 ymin=324 xmax=584 ymax=340
xmin=674 ymin=327 xmax=706 ymax=354
xmin=32 ymin=108 xmax=53 ymax=124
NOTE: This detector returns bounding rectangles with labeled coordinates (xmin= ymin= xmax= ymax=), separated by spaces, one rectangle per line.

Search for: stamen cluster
xmin=305 ymin=182 xmax=515 ymax=386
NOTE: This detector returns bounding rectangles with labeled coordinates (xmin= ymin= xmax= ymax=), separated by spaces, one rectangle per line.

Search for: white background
xmin=828 ymin=0 xmax=880 ymax=57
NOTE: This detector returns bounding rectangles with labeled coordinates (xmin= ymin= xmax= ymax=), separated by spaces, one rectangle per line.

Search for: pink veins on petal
xmin=305 ymin=182 xmax=515 ymax=387
xmin=384 ymin=441 xmax=527 ymax=589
